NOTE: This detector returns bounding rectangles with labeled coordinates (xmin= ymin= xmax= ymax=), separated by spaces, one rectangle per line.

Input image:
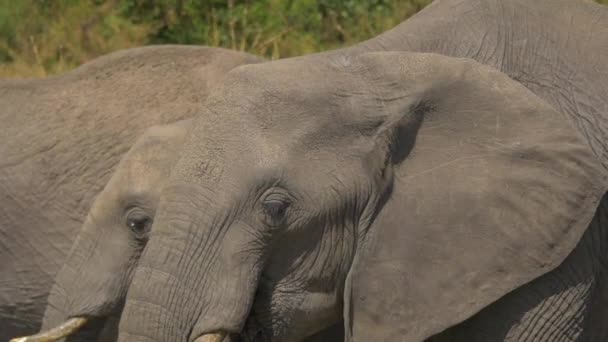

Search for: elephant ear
xmin=342 ymin=52 xmax=608 ymax=341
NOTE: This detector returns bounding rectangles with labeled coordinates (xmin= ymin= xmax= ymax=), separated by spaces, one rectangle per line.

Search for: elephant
xmin=35 ymin=119 xmax=193 ymax=342
xmin=14 ymin=126 xmax=342 ymax=342
xmin=107 ymin=50 xmax=606 ymax=341
xmin=0 ymin=45 xmax=263 ymax=340
xmin=11 ymin=119 xmax=341 ymax=342
xmin=25 ymin=0 xmax=608 ymax=340
xmin=5 ymin=51 xmax=344 ymax=342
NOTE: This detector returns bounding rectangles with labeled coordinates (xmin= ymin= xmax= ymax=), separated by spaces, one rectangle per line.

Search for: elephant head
xmin=13 ymin=113 xmax=344 ymax=342
xmin=115 ymin=51 xmax=606 ymax=341
xmin=15 ymin=120 xmax=193 ymax=342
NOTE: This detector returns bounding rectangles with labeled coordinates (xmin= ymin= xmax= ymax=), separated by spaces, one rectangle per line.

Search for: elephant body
xmin=351 ymin=0 xmax=608 ymax=169
xmin=0 ymin=45 xmax=262 ymax=340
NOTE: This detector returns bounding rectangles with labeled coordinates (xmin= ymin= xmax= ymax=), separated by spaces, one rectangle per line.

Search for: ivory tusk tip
xmin=194 ymin=332 xmax=228 ymax=342
xmin=9 ymin=317 xmax=88 ymax=342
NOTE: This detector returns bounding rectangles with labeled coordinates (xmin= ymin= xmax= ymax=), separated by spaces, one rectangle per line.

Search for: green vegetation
xmin=1 ymin=0 xmax=606 ymax=78
xmin=0 ymin=0 xmax=431 ymax=78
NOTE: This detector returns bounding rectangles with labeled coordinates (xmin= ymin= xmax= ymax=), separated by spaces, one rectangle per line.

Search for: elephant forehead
xmin=107 ymin=158 xmax=164 ymax=198
xmin=216 ymin=55 xmax=370 ymax=126
xmin=182 ymin=113 xmax=368 ymax=197
xmin=203 ymin=73 xmax=375 ymax=152
xmin=108 ymin=141 xmax=178 ymax=197
xmin=181 ymin=56 xmax=380 ymax=182
xmin=224 ymin=53 xmax=355 ymax=95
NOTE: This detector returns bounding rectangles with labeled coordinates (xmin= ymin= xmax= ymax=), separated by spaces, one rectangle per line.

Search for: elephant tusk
xmin=194 ymin=332 xmax=227 ymax=342
xmin=10 ymin=317 xmax=88 ymax=342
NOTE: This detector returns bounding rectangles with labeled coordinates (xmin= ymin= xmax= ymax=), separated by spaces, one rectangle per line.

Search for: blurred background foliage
xmin=1 ymin=0 xmax=606 ymax=78
xmin=0 ymin=0 xmax=431 ymax=77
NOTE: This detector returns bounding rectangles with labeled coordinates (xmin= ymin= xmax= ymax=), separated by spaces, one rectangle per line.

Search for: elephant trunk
xmin=118 ymin=185 xmax=263 ymax=342
xmin=13 ymin=288 xmax=105 ymax=342
xmin=16 ymin=214 xmax=135 ymax=342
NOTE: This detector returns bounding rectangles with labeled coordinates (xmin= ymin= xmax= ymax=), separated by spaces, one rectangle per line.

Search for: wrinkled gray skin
xmin=118 ymin=51 xmax=607 ymax=342
xmin=348 ymin=0 xmax=608 ymax=170
xmin=40 ymin=119 xmax=193 ymax=341
xmin=38 ymin=118 xmax=342 ymax=342
xmin=0 ymin=45 xmax=262 ymax=340
xmin=115 ymin=0 xmax=608 ymax=341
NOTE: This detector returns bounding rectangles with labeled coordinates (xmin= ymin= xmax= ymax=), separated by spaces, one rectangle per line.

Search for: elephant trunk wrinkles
xmin=118 ymin=186 xmax=262 ymax=342
xmin=35 ymin=217 xmax=131 ymax=341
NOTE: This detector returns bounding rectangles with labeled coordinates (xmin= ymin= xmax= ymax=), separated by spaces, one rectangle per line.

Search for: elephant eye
xmin=126 ymin=211 xmax=153 ymax=238
xmin=262 ymin=199 xmax=289 ymax=223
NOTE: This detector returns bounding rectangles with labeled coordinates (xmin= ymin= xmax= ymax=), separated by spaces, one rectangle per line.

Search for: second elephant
xmin=0 ymin=45 xmax=262 ymax=340
xmin=40 ymin=119 xmax=193 ymax=341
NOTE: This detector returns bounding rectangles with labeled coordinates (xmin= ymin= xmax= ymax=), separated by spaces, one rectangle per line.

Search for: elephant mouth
xmin=194 ymin=309 xmax=274 ymax=342
xmin=193 ymin=325 xmax=257 ymax=342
